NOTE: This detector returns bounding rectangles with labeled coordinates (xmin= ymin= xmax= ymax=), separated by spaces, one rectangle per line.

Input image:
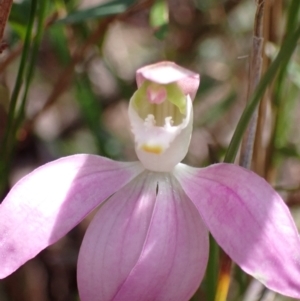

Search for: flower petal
xmin=78 ymin=172 xmax=209 ymax=301
xmin=174 ymin=163 xmax=300 ymax=298
xmin=136 ymin=61 xmax=200 ymax=100
xmin=0 ymin=155 xmax=143 ymax=279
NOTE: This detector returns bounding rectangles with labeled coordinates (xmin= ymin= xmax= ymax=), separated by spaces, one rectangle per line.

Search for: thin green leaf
xmin=55 ymin=0 xmax=136 ymax=25
xmin=205 ymin=235 xmax=219 ymax=301
xmin=286 ymin=0 xmax=300 ymax=33
xmin=14 ymin=0 xmax=49 ymax=132
xmin=224 ymin=24 xmax=300 ymax=163
xmin=48 ymin=25 xmax=71 ymax=65
xmin=0 ymin=0 xmax=38 ymax=195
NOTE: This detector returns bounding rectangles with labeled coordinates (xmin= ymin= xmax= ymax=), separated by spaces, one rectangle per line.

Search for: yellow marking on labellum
xmin=141 ymin=144 xmax=163 ymax=154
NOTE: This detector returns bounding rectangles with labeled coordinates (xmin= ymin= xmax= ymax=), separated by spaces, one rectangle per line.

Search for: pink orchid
xmin=1 ymin=61 xmax=300 ymax=301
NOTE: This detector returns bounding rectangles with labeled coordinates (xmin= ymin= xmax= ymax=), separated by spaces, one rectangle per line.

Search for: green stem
xmin=206 ymin=235 xmax=219 ymax=301
xmin=3 ymin=0 xmax=38 ymax=145
xmin=14 ymin=0 xmax=49 ymax=132
xmin=0 ymin=0 xmax=38 ymax=196
xmin=224 ymin=23 xmax=300 ymax=164
xmin=265 ymin=0 xmax=300 ymax=177
xmin=286 ymin=0 xmax=300 ymax=34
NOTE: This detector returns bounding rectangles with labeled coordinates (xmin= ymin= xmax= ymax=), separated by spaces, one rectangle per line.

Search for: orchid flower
xmin=1 ymin=61 xmax=300 ymax=301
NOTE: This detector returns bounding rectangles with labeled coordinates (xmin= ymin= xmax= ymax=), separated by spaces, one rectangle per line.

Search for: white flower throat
xmin=128 ymin=81 xmax=193 ymax=172
xmin=138 ymin=84 xmax=185 ymax=129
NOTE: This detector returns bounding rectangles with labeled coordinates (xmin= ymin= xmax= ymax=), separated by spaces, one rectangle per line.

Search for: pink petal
xmin=174 ymin=163 xmax=300 ymax=298
xmin=78 ymin=172 xmax=209 ymax=301
xmin=136 ymin=61 xmax=200 ymax=100
xmin=0 ymin=155 xmax=143 ymax=278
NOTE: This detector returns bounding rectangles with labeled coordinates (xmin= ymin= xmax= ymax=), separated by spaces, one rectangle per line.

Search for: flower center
xmin=146 ymin=84 xmax=167 ymax=104
xmin=128 ymin=80 xmax=193 ymax=172
xmin=133 ymin=81 xmax=186 ymax=129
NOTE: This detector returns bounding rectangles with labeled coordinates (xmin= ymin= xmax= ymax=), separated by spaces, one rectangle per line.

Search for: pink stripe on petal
xmin=174 ymin=163 xmax=300 ymax=299
xmin=0 ymin=155 xmax=143 ymax=279
xmin=78 ymin=172 xmax=208 ymax=301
